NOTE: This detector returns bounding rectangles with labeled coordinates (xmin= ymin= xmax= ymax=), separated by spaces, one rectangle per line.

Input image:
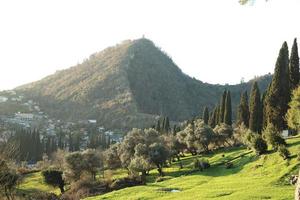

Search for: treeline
xmin=9 ymin=128 xmax=112 ymax=163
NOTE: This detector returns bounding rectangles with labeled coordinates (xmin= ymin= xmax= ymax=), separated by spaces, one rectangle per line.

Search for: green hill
xmin=18 ymin=136 xmax=300 ymax=199
xmin=84 ymin=136 xmax=300 ymax=200
xmin=16 ymin=38 xmax=272 ymax=130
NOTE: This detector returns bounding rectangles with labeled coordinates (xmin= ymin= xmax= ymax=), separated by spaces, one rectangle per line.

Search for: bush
xmin=263 ymin=123 xmax=286 ymax=150
xmin=225 ymin=162 xmax=233 ymax=169
xmin=42 ymin=169 xmax=65 ymax=193
xmin=251 ymin=135 xmax=268 ymax=155
xmin=278 ymin=145 xmax=290 ymax=160
xmin=155 ymin=176 xmax=172 ymax=182
xmin=27 ymin=192 xmax=59 ymax=200
xmin=193 ymin=158 xmax=210 ymax=171
xmin=110 ymin=176 xmax=143 ymax=190
xmin=61 ymin=178 xmax=108 ymax=200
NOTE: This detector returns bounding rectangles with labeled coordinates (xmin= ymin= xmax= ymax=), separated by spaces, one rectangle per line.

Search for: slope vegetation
xmin=17 ymin=39 xmax=272 ymax=130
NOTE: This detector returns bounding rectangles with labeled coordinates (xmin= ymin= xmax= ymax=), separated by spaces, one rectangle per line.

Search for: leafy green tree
xmin=289 ymin=38 xmax=300 ymax=91
xmin=149 ymin=143 xmax=169 ymax=176
xmin=266 ymin=42 xmax=290 ymax=130
xmin=287 ymin=86 xmax=300 ymax=131
xmin=237 ymin=91 xmax=250 ymax=127
xmin=129 ymin=156 xmax=151 ymax=182
xmin=203 ymin=107 xmax=209 ymax=124
xmin=249 ymin=82 xmax=263 ymax=133
xmin=224 ymin=91 xmax=232 ymax=125
xmin=104 ymin=143 xmax=122 ymax=170
xmin=42 ymin=169 xmax=65 ymax=193
xmin=213 ymin=123 xmax=233 ymax=147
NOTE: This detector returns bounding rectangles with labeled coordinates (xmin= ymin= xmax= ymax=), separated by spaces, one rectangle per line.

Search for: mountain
xmin=17 ymin=38 xmax=272 ymax=130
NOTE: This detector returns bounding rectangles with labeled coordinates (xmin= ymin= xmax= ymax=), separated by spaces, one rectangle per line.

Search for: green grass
xmin=85 ymin=137 xmax=300 ymax=200
xmin=18 ymin=137 xmax=300 ymax=199
xmin=17 ymin=172 xmax=60 ymax=195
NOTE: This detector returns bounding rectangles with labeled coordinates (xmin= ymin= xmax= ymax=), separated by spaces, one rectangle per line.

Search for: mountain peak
xmin=17 ymin=39 xmax=272 ymax=131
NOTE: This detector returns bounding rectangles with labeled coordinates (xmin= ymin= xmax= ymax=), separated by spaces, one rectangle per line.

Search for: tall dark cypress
xmin=209 ymin=106 xmax=218 ymax=128
xmin=164 ymin=117 xmax=170 ymax=133
xmin=289 ymin=38 xmax=300 ymax=90
xmin=249 ymin=82 xmax=263 ymax=133
xmin=266 ymin=42 xmax=290 ymax=130
xmin=237 ymin=91 xmax=250 ymax=127
xmin=203 ymin=107 xmax=209 ymax=124
xmin=219 ymin=90 xmax=227 ymax=123
xmin=224 ymin=91 xmax=232 ymax=125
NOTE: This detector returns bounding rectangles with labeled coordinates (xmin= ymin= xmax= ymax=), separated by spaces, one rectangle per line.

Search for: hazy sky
xmin=0 ymin=0 xmax=300 ymax=90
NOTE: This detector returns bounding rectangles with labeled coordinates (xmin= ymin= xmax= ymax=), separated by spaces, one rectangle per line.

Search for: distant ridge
xmin=17 ymin=38 xmax=272 ymax=130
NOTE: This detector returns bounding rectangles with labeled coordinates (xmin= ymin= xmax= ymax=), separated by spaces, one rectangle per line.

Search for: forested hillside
xmin=17 ymin=39 xmax=272 ymax=130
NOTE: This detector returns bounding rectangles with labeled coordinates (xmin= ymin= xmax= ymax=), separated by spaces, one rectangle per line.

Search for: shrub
xmin=155 ymin=176 xmax=172 ymax=182
xmin=61 ymin=178 xmax=108 ymax=200
xmin=27 ymin=192 xmax=59 ymax=200
xmin=225 ymin=162 xmax=233 ymax=169
xmin=42 ymin=169 xmax=65 ymax=193
xmin=193 ymin=158 xmax=210 ymax=171
xmin=278 ymin=145 xmax=290 ymax=160
xmin=110 ymin=176 xmax=143 ymax=190
xmin=251 ymin=135 xmax=268 ymax=155
xmin=263 ymin=123 xmax=286 ymax=150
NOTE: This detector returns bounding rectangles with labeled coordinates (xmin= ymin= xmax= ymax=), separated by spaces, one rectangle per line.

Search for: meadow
xmin=18 ymin=136 xmax=300 ymax=200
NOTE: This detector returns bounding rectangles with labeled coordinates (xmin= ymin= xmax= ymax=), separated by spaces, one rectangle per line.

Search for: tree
xmin=104 ymin=143 xmax=122 ymax=170
xmin=42 ymin=169 xmax=65 ymax=193
xmin=209 ymin=106 xmax=218 ymax=128
xmin=237 ymin=91 xmax=250 ymax=127
xmin=287 ymin=86 xmax=300 ymax=131
xmin=266 ymin=42 xmax=290 ymax=130
xmin=129 ymin=156 xmax=151 ymax=182
xmin=224 ymin=91 xmax=232 ymax=125
xmin=219 ymin=90 xmax=227 ymax=124
xmin=251 ymin=134 xmax=267 ymax=155
xmin=289 ymin=38 xmax=300 ymax=91
xmin=263 ymin=123 xmax=286 ymax=150
xmin=0 ymin=159 xmax=19 ymax=200
xmin=82 ymin=149 xmax=103 ymax=180
xmin=249 ymin=82 xmax=263 ymax=133
xmin=65 ymin=152 xmax=85 ymax=181
xmin=213 ymin=123 xmax=233 ymax=147
xmin=203 ymin=107 xmax=209 ymax=124
xmin=148 ymin=143 xmax=169 ymax=176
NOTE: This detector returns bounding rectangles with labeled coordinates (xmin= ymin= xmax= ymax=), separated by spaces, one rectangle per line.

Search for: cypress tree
xmin=164 ymin=117 xmax=170 ymax=133
xmin=209 ymin=106 xmax=218 ymax=128
xmin=216 ymin=105 xmax=220 ymax=125
xmin=289 ymin=38 xmax=300 ymax=90
xmin=224 ymin=91 xmax=232 ymax=125
xmin=266 ymin=42 xmax=290 ymax=130
xmin=237 ymin=91 xmax=250 ymax=127
xmin=219 ymin=90 xmax=227 ymax=123
xmin=203 ymin=107 xmax=209 ymax=124
xmin=155 ymin=120 xmax=161 ymax=132
xmin=249 ymin=82 xmax=263 ymax=133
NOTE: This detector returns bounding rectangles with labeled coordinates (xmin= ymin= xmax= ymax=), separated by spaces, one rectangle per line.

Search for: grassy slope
xmin=86 ymin=137 xmax=300 ymax=200
xmin=17 ymin=172 xmax=60 ymax=195
xmin=18 ymin=137 xmax=300 ymax=199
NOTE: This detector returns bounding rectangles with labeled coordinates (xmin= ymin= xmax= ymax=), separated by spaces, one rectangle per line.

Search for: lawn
xmin=85 ymin=137 xmax=300 ymax=200
xmin=18 ymin=137 xmax=300 ymax=200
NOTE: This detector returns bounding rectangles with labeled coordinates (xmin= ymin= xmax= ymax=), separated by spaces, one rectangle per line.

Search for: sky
xmin=0 ymin=0 xmax=300 ymax=90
